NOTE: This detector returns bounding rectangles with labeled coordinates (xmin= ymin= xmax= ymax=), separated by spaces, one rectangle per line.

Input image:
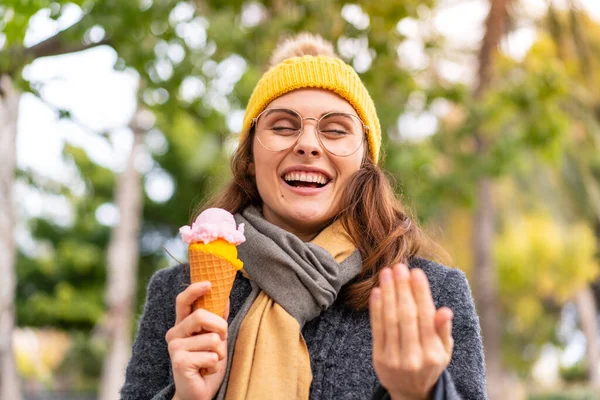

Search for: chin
xmin=286 ymin=205 xmax=332 ymax=227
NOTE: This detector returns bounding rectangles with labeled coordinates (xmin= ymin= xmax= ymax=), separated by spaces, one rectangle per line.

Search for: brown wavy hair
xmin=193 ymin=129 xmax=448 ymax=311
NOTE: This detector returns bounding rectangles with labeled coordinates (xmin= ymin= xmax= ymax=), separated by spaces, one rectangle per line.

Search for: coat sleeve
xmin=371 ymin=372 xmax=448 ymax=400
xmin=120 ymin=268 xmax=178 ymax=400
xmin=371 ymin=268 xmax=487 ymax=400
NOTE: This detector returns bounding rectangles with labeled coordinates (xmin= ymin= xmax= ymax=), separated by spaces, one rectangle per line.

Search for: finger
xmin=202 ymin=365 xmax=218 ymax=376
xmin=410 ymin=268 xmax=437 ymax=348
xmin=435 ymin=307 xmax=454 ymax=353
xmin=168 ymin=308 xmax=228 ymax=341
xmin=393 ymin=263 xmax=420 ymax=351
xmin=369 ymin=287 xmax=384 ymax=356
xmin=380 ymin=268 xmax=401 ymax=359
xmin=434 ymin=307 xmax=453 ymax=331
xmin=201 ymin=336 xmax=228 ymax=377
xmin=175 ymin=281 xmax=212 ymax=325
xmin=168 ymin=333 xmax=226 ymax=360
xmin=217 ymin=334 xmax=228 ymax=361
xmin=171 ymin=351 xmax=219 ymax=376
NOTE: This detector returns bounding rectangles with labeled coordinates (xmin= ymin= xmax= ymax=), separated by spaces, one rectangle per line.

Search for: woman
xmin=121 ymin=33 xmax=486 ymax=400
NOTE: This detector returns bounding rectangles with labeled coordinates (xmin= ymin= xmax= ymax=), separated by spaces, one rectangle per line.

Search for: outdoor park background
xmin=1 ymin=0 xmax=600 ymax=399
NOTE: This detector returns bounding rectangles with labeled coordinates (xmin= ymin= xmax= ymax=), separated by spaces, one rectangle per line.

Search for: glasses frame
xmin=251 ymin=107 xmax=369 ymax=157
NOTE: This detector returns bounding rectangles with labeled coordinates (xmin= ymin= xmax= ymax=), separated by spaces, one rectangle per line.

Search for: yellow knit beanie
xmin=240 ymin=54 xmax=382 ymax=163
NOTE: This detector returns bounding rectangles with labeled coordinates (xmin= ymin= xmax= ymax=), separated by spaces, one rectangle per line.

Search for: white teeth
xmin=283 ymin=171 xmax=329 ymax=184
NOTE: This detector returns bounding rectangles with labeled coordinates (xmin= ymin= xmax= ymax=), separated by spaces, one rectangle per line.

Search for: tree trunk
xmin=98 ymin=115 xmax=145 ymax=400
xmin=574 ymin=286 xmax=600 ymax=387
xmin=472 ymin=1 xmax=512 ymax=399
xmin=0 ymin=75 xmax=23 ymax=400
xmin=472 ymin=178 xmax=503 ymax=399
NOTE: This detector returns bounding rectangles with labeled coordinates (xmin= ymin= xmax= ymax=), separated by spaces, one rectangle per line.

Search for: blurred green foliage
xmin=16 ymin=144 xmax=111 ymax=331
xmin=560 ymin=362 xmax=589 ymax=384
xmin=495 ymin=213 xmax=599 ymax=375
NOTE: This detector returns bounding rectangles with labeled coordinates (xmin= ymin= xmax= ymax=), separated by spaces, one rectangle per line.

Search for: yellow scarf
xmin=225 ymin=221 xmax=356 ymax=399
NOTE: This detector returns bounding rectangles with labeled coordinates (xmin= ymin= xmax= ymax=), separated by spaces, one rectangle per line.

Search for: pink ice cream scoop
xmin=179 ymin=208 xmax=245 ymax=245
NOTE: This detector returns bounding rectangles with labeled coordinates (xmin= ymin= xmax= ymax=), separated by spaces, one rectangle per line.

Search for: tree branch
xmin=29 ymin=89 xmax=108 ymax=138
xmin=25 ymin=37 xmax=111 ymax=59
xmin=1 ymin=20 xmax=111 ymax=76
xmin=23 ymin=19 xmax=111 ymax=59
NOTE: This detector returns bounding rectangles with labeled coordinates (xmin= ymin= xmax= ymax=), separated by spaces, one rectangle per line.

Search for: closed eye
xmin=321 ymin=129 xmax=351 ymax=137
xmin=271 ymin=127 xmax=299 ymax=136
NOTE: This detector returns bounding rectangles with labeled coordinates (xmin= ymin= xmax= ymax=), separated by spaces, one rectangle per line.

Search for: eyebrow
xmin=265 ymin=108 xmax=358 ymax=118
xmin=264 ymin=108 xmax=298 ymax=118
xmin=317 ymin=111 xmax=353 ymax=118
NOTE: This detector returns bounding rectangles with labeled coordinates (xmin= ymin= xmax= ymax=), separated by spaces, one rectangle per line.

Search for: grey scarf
xmin=215 ymin=206 xmax=363 ymax=399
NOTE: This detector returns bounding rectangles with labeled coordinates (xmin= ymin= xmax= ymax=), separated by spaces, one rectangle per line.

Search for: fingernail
xmin=200 ymin=281 xmax=211 ymax=288
xmin=395 ymin=264 xmax=409 ymax=280
xmin=380 ymin=268 xmax=391 ymax=282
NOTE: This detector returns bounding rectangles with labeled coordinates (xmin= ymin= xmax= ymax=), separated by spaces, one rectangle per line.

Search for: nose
xmin=293 ymin=119 xmax=323 ymax=157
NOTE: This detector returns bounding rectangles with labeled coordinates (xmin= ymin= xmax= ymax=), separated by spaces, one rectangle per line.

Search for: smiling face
xmin=250 ymin=88 xmax=366 ymax=241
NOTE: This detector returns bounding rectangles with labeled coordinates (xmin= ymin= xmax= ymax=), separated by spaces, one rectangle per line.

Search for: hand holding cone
xmin=180 ymin=209 xmax=245 ymax=377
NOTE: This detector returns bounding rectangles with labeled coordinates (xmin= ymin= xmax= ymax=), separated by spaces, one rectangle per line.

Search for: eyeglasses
xmin=251 ymin=108 xmax=368 ymax=157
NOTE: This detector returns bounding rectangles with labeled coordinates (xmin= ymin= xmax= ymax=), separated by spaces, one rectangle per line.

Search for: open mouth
xmin=282 ymin=171 xmax=331 ymax=189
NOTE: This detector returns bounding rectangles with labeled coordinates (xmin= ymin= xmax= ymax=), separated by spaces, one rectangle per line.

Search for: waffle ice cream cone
xmin=189 ymin=241 xmax=241 ymax=316
xmin=180 ymin=208 xmax=246 ymax=317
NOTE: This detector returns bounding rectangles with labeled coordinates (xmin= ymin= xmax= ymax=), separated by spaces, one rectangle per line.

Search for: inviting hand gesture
xmin=370 ymin=263 xmax=454 ymax=400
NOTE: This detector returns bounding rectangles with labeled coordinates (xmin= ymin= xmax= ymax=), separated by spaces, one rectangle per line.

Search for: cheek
xmin=335 ymin=155 xmax=363 ymax=186
xmin=252 ymin=147 xmax=280 ymax=193
xmin=254 ymin=165 xmax=273 ymax=194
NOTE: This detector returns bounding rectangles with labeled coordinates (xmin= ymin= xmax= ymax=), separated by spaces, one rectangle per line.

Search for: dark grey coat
xmin=121 ymin=257 xmax=486 ymax=400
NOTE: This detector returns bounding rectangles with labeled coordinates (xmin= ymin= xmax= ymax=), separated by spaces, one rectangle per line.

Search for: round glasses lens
xmin=318 ymin=113 xmax=364 ymax=156
xmin=254 ymin=108 xmax=366 ymax=156
xmin=255 ymin=109 xmax=302 ymax=151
